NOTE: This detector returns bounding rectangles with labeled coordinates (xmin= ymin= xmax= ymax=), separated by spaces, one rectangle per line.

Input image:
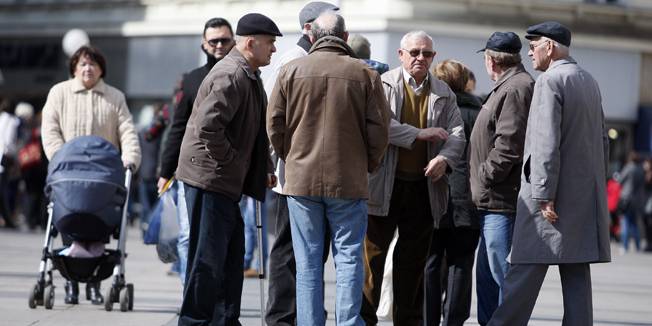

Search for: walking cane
xmin=255 ymin=200 xmax=265 ymax=326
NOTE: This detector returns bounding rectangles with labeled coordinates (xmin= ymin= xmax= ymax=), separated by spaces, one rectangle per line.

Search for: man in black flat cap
xmin=262 ymin=2 xmax=338 ymax=325
xmin=487 ymin=21 xmax=610 ymax=326
xmin=175 ymin=12 xmax=281 ymax=326
xmin=469 ymin=30 xmax=534 ymax=326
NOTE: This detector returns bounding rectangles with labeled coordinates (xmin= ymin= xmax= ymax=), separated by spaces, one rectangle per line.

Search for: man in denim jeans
xmin=469 ymin=31 xmax=534 ymax=325
xmin=267 ymin=12 xmax=389 ymax=326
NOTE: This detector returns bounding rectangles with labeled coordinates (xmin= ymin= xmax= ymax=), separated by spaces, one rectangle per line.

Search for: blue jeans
xmin=475 ymin=211 xmax=514 ymax=325
xmin=287 ymin=196 xmax=367 ymax=326
xmin=240 ymin=194 xmax=268 ymax=270
xmin=621 ymin=213 xmax=641 ymax=252
xmin=176 ymin=181 xmax=190 ymax=286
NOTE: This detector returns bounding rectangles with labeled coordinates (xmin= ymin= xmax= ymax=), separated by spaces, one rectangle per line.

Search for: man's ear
xmin=342 ymin=31 xmax=349 ymax=43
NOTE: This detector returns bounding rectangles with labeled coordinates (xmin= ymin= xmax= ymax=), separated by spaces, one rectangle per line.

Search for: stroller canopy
xmin=47 ymin=136 xmax=127 ymax=241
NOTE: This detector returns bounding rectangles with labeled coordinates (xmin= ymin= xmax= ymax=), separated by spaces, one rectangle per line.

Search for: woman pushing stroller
xmin=41 ymin=45 xmax=141 ymax=305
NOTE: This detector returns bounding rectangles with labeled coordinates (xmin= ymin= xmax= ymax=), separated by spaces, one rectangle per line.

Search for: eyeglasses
xmin=207 ymin=38 xmax=233 ymax=46
xmin=401 ymin=48 xmax=435 ymax=59
xmin=528 ymin=41 xmax=549 ymax=51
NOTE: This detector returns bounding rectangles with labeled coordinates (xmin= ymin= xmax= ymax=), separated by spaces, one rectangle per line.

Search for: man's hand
xmin=539 ymin=201 xmax=558 ymax=223
xmin=157 ymin=177 xmax=170 ymax=195
xmin=416 ymin=127 xmax=448 ymax=143
xmin=267 ymin=173 xmax=278 ymax=188
xmin=424 ymin=156 xmax=448 ymax=182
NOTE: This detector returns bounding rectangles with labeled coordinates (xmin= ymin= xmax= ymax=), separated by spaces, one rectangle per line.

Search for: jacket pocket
xmin=523 ymin=155 xmax=531 ymax=183
xmin=189 ymin=151 xmax=218 ymax=170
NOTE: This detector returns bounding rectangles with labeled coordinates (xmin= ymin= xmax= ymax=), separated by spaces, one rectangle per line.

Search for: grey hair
xmin=485 ymin=49 xmax=522 ymax=68
xmin=400 ymin=31 xmax=434 ymax=49
xmin=234 ymin=35 xmax=249 ymax=45
xmin=309 ymin=12 xmax=346 ymax=41
xmin=541 ymin=36 xmax=570 ymax=55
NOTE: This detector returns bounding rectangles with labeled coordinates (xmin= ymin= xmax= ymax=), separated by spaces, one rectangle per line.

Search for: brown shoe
xmin=243 ymin=268 xmax=258 ymax=278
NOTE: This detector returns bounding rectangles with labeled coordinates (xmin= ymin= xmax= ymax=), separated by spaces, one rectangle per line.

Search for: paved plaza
xmin=1 ymin=226 xmax=651 ymax=326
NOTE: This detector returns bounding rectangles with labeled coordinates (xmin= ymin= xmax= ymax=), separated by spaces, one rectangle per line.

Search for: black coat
xmin=446 ymin=92 xmax=482 ymax=228
xmin=159 ymin=61 xmax=214 ymax=179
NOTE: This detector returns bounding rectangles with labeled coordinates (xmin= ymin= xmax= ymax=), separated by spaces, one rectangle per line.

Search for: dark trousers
xmin=423 ymin=227 xmax=479 ymax=326
xmin=264 ymin=193 xmax=330 ymax=326
xmin=362 ymin=179 xmax=434 ymax=325
xmin=179 ymin=184 xmax=244 ymax=326
xmin=488 ymin=263 xmax=593 ymax=326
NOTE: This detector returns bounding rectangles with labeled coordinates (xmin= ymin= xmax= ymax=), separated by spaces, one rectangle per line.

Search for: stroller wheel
xmin=44 ymin=285 xmax=55 ymax=310
xmin=126 ymin=284 xmax=134 ymax=311
xmin=119 ymin=287 xmax=129 ymax=312
xmin=28 ymin=284 xmax=40 ymax=309
xmin=104 ymin=287 xmax=114 ymax=312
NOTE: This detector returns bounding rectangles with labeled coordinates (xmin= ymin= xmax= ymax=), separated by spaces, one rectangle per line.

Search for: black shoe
xmin=64 ymin=281 xmax=79 ymax=304
xmin=86 ymin=282 xmax=104 ymax=305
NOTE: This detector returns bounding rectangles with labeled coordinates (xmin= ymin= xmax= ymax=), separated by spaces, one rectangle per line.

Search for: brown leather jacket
xmin=267 ymin=36 xmax=390 ymax=199
xmin=176 ymin=48 xmax=272 ymax=201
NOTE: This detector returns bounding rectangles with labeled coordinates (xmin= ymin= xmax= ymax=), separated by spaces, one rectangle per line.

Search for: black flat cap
xmin=299 ymin=1 xmax=339 ymax=28
xmin=478 ymin=31 xmax=522 ymax=54
xmin=236 ymin=13 xmax=283 ymax=37
xmin=525 ymin=21 xmax=571 ymax=47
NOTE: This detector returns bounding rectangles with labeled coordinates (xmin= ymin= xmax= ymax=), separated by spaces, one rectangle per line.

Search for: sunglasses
xmin=207 ymin=38 xmax=233 ymax=46
xmin=401 ymin=48 xmax=435 ymax=58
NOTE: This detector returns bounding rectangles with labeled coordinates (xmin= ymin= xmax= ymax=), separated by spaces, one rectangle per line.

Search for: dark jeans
xmin=362 ymin=179 xmax=434 ymax=326
xmin=423 ymin=226 xmax=480 ymax=326
xmin=265 ymin=193 xmax=330 ymax=326
xmin=179 ymin=184 xmax=244 ymax=326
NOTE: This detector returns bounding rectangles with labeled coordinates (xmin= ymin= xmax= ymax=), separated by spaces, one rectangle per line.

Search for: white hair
xmin=542 ymin=36 xmax=570 ymax=55
xmin=400 ymin=31 xmax=434 ymax=49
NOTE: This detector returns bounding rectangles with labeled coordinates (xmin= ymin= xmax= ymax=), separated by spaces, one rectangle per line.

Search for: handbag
xmin=18 ymin=141 xmax=42 ymax=171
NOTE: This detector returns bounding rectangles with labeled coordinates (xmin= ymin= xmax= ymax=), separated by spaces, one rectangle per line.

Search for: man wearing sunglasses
xmin=488 ymin=21 xmax=610 ymax=326
xmin=362 ymin=30 xmax=465 ymax=325
xmin=157 ymin=17 xmax=234 ymax=288
xmin=469 ymin=31 xmax=534 ymax=326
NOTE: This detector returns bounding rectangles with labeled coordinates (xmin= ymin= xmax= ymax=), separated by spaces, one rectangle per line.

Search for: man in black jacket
xmin=157 ymin=17 xmax=234 ymax=286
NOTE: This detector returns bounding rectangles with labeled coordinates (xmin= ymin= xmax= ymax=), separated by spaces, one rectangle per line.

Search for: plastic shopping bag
xmin=156 ymin=190 xmax=179 ymax=263
xmin=377 ymin=229 xmax=398 ymax=321
xmin=143 ymin=200 xmax=162 ymax=245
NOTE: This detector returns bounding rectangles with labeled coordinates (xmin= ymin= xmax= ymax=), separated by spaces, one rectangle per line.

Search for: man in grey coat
xmin=488 ymin=21 xmax=611 ymax=326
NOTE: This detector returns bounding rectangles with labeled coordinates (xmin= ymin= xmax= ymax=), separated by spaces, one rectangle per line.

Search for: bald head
xmin=309 ymin=12 xmax=347 ymax=43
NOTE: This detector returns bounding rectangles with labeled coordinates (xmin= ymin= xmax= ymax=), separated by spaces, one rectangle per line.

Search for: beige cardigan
xmin=41 ymin=78 xmax=141 ymax=169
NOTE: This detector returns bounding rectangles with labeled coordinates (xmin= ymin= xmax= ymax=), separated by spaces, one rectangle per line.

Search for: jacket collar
xmin=490 ymin=63 xmax=527 ymax=93
xmin=308 ymin=36 xmax=356 ymax=58
xmin=72 ymin=78 xmax=107 ymax=94
xmin=228 ymin=47 xmax=259 ymax=80
xmin=547 ymin=56 xmax=576 ymax=71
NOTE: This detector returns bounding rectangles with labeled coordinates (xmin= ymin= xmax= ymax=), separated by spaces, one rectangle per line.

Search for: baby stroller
xmin=28 ymin=135 xmax=134 ymax=312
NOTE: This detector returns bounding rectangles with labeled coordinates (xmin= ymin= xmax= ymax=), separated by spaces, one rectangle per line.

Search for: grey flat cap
xmin=299 ymin=1 xmax=339 ymax=27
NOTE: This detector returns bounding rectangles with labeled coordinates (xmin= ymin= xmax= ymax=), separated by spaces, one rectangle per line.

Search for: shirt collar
xmin=72 ymin=78 xmax=107 ymax=94
xmin=402 ymin=68 xmax=429 ymax=95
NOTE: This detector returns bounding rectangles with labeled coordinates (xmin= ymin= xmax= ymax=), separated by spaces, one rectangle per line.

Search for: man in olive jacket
xmin=267 ymin=12 xmax=389 ymax=326
xmin=175 ymin=13 xmax=281 ymax=326
xmin=469 ymin=31 xmax=534 ymax=325
xmin=363 ymin=31 xmax=466 ymax=325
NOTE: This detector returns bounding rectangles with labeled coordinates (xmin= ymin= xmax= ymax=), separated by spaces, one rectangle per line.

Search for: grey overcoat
xmin=509 ymin=57 xmax=611 ymax=264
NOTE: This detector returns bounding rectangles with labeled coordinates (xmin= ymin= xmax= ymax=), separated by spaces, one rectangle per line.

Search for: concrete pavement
xmin=2 ymin=226 xmax=652 ymax=325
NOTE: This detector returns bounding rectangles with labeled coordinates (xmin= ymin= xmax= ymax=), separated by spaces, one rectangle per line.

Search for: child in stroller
xmin=28 ymin=136 xmax=135 ymax=311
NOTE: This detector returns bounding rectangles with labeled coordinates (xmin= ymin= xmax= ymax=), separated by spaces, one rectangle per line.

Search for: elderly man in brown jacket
xmin=267 ymin=12 xmax=389 ymax=326
xmin=175 ymin=13 xmax=281 ymax=326
xmin=469 ymin=31 xmax=534 ymax=325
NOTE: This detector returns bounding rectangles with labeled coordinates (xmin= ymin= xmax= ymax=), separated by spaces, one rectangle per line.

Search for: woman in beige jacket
xmin=41 ymin=45 xmax=141 ymax=306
